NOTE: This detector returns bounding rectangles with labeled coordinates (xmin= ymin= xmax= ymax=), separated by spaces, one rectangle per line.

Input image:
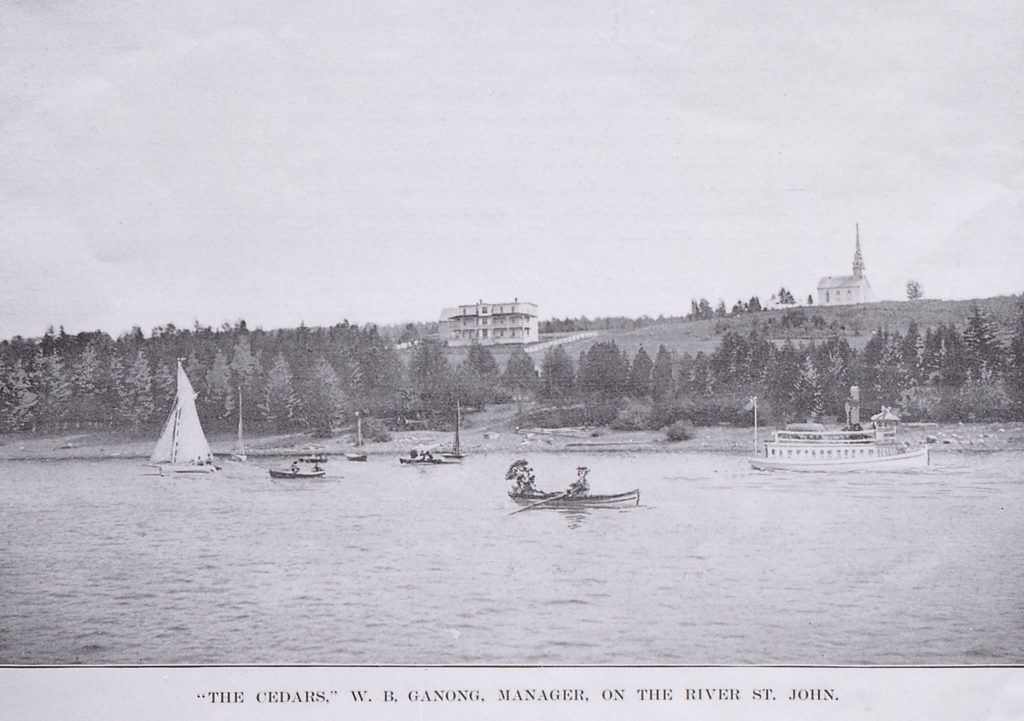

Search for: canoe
xmin=269 ymin=468 xmax=326 ymax=479
xmin=508 ymin=489 xmax=640 ymax=509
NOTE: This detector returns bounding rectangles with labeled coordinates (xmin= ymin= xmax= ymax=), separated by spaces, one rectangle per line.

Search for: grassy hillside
xmin=397 ymin=295 xmax=1021 ymax=367
xmin=526 ymin=295 xmax=1023 ymax=359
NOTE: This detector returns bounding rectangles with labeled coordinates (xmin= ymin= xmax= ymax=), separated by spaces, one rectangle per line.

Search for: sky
xmin=1 ymin=0 xmax=1022 ymax=339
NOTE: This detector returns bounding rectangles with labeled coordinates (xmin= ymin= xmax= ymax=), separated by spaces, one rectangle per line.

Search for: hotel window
xmin=826 ymin=291 xmax=830 ymax=302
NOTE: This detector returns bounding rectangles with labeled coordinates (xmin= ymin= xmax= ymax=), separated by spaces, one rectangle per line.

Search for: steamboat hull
xmin=750 ymin=447 xmax=929 ymax=472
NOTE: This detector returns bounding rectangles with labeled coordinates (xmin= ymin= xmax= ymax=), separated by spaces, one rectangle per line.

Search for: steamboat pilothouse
xmin=749 ymin=386 xmax=929 ymax=471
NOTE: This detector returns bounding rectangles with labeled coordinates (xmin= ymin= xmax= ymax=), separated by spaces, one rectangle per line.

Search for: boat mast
xmin=454 ymin=400 xmax=461 ymax=454
xmin=237 ymin=386 xmax=244 ymax=456
xmin=356 ymin=411 xmax=363 ymax=447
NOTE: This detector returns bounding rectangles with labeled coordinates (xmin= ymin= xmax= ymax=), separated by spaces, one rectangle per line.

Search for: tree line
xmin=1 ymin=301 xmax=1022 ymax=438
xmin=522 ymin=301 xmax=1024 ymax=429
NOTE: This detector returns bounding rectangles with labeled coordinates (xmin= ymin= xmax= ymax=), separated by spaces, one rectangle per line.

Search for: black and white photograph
xmin=1 ymin=1 xmax=1023 ymax=715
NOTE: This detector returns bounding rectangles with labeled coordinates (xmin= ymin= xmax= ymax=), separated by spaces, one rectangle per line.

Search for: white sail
xmin=150 ymin=361 xmax=213 ymax=465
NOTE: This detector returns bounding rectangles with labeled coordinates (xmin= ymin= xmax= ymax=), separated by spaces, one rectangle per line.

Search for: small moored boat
xmin=270 ymin=454 xmax=327 ymax=479
xmin=399 ymin=450 xmax=459 ymax=465
xmin=345 ymin=452 xmax=368 ymax=462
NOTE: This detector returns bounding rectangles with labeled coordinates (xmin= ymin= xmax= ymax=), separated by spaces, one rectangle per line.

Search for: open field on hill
xmin=524 ymin=295 xmax=1022 ymax=359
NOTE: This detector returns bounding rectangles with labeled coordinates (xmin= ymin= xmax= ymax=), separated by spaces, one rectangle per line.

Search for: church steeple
xmin=852 ymin=223 xmax=865 ymax=279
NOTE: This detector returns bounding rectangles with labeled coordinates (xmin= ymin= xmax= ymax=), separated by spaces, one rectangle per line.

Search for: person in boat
xmin=513 ymin=467 xmax=539 ymax=495
xmin=423 ymin=451 xmax=434 ymax=461
xmin=290 ymin=461 xmax=300 ymax=473
xmin=566 ymin=466 xmax=590 ymax=497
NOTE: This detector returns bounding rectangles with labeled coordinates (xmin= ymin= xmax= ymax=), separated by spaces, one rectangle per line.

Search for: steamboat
xmin=749 ymin=386 xmax=929 ymax=472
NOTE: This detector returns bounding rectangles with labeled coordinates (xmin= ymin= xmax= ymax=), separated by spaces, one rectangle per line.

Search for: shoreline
xmin=2 ymin=421 xmax=1022 ymax=462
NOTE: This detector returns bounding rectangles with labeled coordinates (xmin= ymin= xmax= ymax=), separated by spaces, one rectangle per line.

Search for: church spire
xmin=852 ymin=223 xmax=865 ymax=279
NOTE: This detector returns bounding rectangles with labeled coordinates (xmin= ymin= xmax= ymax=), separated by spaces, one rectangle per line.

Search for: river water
xmin=1 ymin=451 xmax=1021 ymax=665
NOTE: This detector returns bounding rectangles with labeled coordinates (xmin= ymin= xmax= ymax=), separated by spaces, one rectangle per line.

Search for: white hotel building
xmin=439 ymin=300 xmax=539 ymax=347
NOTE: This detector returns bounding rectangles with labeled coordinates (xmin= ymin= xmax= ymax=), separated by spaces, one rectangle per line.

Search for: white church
xmin=817 ymin=226 xmax=873 ymax=306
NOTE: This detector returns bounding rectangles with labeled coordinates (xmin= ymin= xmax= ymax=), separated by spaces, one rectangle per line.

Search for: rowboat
xmin=269 ymin=467 xmax=326 ymax=479
xmin=270 ymin=454 xmax=328 ymax=478
xmin=508 ymin=489 xmax=640 ymax=509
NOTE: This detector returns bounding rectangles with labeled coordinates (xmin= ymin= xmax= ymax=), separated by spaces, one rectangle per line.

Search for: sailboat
xmin=438 ymin=400 xmax=465 ymax=460
xmin=345 ymin=412 xmax=368 ymax=461
xmin=148 ymin=360 xmax=218 ymax=474
xmin=231 ymin=387 xmax=247 ymax=462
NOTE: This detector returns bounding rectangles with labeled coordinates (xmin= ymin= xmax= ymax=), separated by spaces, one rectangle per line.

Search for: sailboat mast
xmin=356 ymin=412 xmax=363 ymax=447
xmin=237 ymin=386 xmax=244 ymax=455
xmin=454 ymin=400 xmax=461 ymax=454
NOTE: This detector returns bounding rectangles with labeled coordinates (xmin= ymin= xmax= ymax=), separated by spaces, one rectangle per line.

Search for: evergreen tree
xmin=540 ymin=346 xmax=575 ymax=403
xmin=502 ymin=347 xmax=538 ymax=412
xmin=900 ymin=321 xmax=924 ymax=387
xmin=229 ymin=336 xmax=260 ymax=423
xmin=34 ymin=351 xmax=72 ymax=431
xmin=651 ymin=345 xmax=674 ymax=401
xmin=0 ymin=357 xmax=37 ymax=432
xmin=122 ymin=349 xmax=155 ymax=429
xmin=962 ymin=303 xmax=1002 ymax=377
xmin=151 ymin=361 xmax=175 ymax=422
xmin=580 ymin=341 xmax=629 ymax=397
xmin=689 ymin=352 xmax=714 ymax=396
xmin=1008 ymin=299 xmax=1024 ymax=419
xmin=465 ymin=343 xmax=499 ymax=378
xmin=300 ymin=354 xmax=347 ymax=436
xmin=204 ymin=349 xmax=234 ymax=422
xmin=408 ymin=340 xmax=453 ymax=415
xmin=628 ymin=346 xmax=654 ymax=397
xmin=260 ymin=352 xmax=297 ymax=430
xmin=766 ymin=341 xmax=801 ymax=420
xmin=71 ymin=344 xmax=106 ymax=427
xmin=795 ymin=355 xmax=824 ymax=421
